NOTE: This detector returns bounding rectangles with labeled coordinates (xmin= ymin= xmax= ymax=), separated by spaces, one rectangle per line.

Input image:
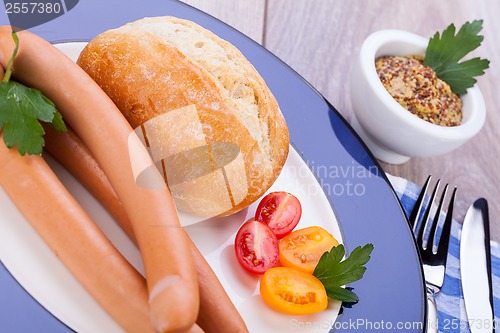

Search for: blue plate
xmin=0 ymin=1 xmax=425 ymax=332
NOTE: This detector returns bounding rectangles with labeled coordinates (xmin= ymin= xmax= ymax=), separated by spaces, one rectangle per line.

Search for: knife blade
xmin=460 ymin=198 xmax=495 ymax=333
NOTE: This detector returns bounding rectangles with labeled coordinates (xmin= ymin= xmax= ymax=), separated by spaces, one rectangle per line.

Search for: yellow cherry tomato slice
xmin=260 ymin=267 xmax=328 ymax=315
xmin=279 ymin=226 xmax=339 ymax=274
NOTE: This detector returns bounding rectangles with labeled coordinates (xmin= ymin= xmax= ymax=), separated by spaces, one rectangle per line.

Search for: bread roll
xmin=77 ymin=16 xmax=289 ymax=217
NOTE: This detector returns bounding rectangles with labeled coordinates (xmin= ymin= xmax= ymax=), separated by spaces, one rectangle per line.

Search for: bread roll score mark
xmin=131 ymin=104 xmax=248 ymax=221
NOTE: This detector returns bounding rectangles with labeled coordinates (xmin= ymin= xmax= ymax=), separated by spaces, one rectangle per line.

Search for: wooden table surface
xmin=180 ymin=0 xmax=500 ymax=240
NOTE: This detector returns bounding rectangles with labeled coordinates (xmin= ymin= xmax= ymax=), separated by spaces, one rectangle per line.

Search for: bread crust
xmin=77 ymin=16 xmax=289 ymax=216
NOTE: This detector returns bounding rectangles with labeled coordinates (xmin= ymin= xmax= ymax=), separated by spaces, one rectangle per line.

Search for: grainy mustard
xmin=375 ymin=55 xmax=462 ymax=127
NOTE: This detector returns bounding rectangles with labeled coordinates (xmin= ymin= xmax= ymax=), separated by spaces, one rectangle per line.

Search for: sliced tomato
xmin=234 ymin=219 xmax=279 ymax=274
xmin=255 ymin=191 xmax=302 ymax=239
xmin=260 ymin=267 xmax=328 ymax=315
xmin=279 ymin=226 xmax=339 ymax=274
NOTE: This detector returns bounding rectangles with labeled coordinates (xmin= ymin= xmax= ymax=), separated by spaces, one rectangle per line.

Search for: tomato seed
xmin=279 ymin=291 xmax=317 ymax=305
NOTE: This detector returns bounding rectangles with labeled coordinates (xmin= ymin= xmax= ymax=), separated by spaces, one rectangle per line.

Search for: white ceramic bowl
xmin=350 ymin=29 xmax=486 ymax=164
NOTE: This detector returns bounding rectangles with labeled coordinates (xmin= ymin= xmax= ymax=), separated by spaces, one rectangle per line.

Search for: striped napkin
xmin=387 ymin=174 xmax=499 ymax=333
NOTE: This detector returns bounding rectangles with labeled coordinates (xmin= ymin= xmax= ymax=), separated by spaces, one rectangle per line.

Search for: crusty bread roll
xmin=77 ymin=16 xmax=289 ymax=217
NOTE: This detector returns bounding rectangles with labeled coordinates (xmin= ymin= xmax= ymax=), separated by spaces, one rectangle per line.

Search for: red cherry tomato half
xmin=255 ymin=192 xmax=302 ymax=239
xmin=234 ymin=219 xmax=280 ymax=274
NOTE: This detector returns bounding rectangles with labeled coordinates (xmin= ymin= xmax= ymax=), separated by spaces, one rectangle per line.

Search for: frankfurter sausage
xmin=0 ymin=28 xmax=198 ymax=332
xmin=0 ymin=137 xmax=154 ymax=333
xmin=44 ymin=126 xmax=249 ymax=333
xmin=43 ymin=125 xmax=135 ymax=240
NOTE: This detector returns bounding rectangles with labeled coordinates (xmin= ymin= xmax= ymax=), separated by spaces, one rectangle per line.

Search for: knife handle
xmin=426 ymin=294 xmax=438 ymax=333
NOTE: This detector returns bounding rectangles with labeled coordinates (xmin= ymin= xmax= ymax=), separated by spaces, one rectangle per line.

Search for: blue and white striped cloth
xmin=387 ymin=175 xmax=499 ymax=333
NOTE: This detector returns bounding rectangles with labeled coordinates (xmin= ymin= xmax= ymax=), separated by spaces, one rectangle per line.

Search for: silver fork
xmin=409 ymin=175 xmax=457 ymax=333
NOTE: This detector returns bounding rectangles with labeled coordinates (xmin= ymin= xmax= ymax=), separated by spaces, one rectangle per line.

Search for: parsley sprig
xmin=0 ymin=31 xmax=66 ymax=156
xmin=313 ymin=243 xmax=374 ymax=303
xmin=424 ymin=20 xmax=490 ymax=95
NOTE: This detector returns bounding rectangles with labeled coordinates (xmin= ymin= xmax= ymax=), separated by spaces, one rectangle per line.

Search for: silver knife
xmin=460 ymin=198 xmax=495 ymax=333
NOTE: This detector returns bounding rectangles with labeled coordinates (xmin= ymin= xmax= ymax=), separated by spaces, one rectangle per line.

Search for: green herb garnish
xmin=0 ymin=31 xmax=66 ymax=156
xmin=313 ymin=243 xmax=374 ymax=303
xmin=424 ymin=20 xmax=490 ymax=95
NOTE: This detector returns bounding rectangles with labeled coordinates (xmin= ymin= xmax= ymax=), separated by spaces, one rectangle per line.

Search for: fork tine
xmin=426 ymin=183 xmax=449 ymax=252
xmin=416 ymin=179 xmax=441 ymax=248
xmin=435 ymin=186 xmax=457 ymax=261
xmin=409 ymin=175 xmax=432 ymax=231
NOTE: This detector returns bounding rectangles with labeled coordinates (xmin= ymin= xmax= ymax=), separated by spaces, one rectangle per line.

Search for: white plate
xmin=0 ymin=42 xmax=342 ymax=333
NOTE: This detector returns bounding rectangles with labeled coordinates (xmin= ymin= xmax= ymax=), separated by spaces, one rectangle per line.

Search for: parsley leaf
xmin=313 ymin=243 xmax=374 ymax=303
xmin=0 ymin=31 xmax=66 ymax=155
xmin=424 ymin=20 xmax=490 ymax=95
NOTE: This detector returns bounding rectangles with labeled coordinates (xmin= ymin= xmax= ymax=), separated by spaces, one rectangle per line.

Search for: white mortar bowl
xmin=350 ymin=29 xmax=486 ymax=164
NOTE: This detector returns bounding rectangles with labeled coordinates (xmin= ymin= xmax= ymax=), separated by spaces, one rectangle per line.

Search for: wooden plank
xmin=179 ymin=0 xmax=266 ymax=43
xmin=265 ymin=0 xmax=500 ymax=239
